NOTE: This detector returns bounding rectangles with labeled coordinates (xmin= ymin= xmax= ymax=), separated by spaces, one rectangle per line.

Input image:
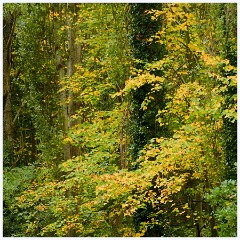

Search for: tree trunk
xmin=3 ymin=8 xmax=20 ymax=165
xmin=119 ymin=108 xmax=128 ymax=169
xmin=205 ymin=177 xmax=218 ymax=237
xmin=67 ymin=3 xmax=82 ymax=158
xmin=119 ymin=128 xmax=126 ymax=169
xmin=59 ymin=65 xmax=71 ymax=161
xmin=53 ymin=4 xmax=71 ymax=161
xmin=195 ymin=193 xmax=204 ymax=237
xmin=66 ymin=4 xmax=82 ymax=236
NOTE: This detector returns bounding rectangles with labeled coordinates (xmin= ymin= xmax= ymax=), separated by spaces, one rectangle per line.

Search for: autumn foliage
xmin=3 ymin=3 xmax=237 ymax=237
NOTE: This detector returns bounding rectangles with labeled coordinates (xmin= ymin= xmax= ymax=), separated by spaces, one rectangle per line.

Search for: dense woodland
xmin=3 ymin=3 xmax=237 ymax=237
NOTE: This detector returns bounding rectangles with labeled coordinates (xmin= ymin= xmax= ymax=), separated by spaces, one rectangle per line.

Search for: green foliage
xmin=4 ymin=166 xmax=35 ymax=203
xmin=3 ymin=166 xmax=35 ymax=236
xmin=9 ymin=3 xmax=64 ymax=167
xmin=3 ymin=3 xmax=21 ymax=16
xmin=129 ymin=3 xmax=165 ymax=63
xmin=205 ymin=179 xmax=237 ymax=237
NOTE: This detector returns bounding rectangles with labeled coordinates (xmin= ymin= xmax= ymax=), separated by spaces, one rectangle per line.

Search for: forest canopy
xmin=3 ymin=3 xmax=237 ymax=237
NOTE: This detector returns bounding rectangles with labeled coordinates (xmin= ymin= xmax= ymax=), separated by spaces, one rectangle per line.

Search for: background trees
xmin=3 ymin=3 xmax=237 ymax=237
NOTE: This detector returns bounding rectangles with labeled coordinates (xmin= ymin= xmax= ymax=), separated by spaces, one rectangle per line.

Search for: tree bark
xmin=3 ymin=8 xmax=20 ymax=165
xmin=53 ymin=4 xmax=71 ymax=161
xmin=205 ymin=177 xmax=218 ymax=237
xmin=66 ymin=4 xmax=82 ymax=236
xmin=67 ymin=3 xmax=82 ymax=158
xmin=195 ymin=193 xmax=204 ymax=237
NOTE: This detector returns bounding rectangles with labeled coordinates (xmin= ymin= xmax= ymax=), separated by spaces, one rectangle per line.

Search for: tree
xmin=3 ymin=4 xmax=21 ymax=166
xmin=3 ymin=3 xmax=236 ymax=237
xmin=93 ymin=3 xmax=236 ymax=236
xmin=128 ymin=3 xmax=168 ymax=168
xmin=5 ymin=3 xmax=132 ymax=237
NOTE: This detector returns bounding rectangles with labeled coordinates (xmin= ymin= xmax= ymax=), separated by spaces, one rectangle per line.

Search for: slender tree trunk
xmin=53 ymin=4 xmax=71 ymax=160
xmin=66 ymin=4 xmax=82 ymax=236
xmin=119 ymin=108 xmax=128 ymax=169
xmin=67 ymin=3 xmax=82 ymax=158
xmin=30 ymin=124 xmax=37 ymax=163
xmin=208 ymin=205 xmax=218 ymax=237
xmin=3 ymin=9 xmax=20 ymax=165
xmin=205 ymin=177 xmax=218 ymax=237
xmin=119 ymin=128 xmax=126 ymax=169
xmin=195 ymin=193 xmax=204 ymax=237
xmin=59 ymin=65 xmax=71 ymax=160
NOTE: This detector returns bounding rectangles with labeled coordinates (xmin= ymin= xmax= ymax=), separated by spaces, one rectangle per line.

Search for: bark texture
xmin=3 ymin=8 xmax=20 ymax=164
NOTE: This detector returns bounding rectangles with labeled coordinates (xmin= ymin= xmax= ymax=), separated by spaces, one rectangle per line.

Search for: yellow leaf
xmin=183 ymin=203 xmax=188 ymax=209
xmin=172 ymin=207 xmax=179 ymax=213
xmin=186 ymin=215 xmax=191 ymax=218
xmin=62 ymin=162 xmax=67 ymax=168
